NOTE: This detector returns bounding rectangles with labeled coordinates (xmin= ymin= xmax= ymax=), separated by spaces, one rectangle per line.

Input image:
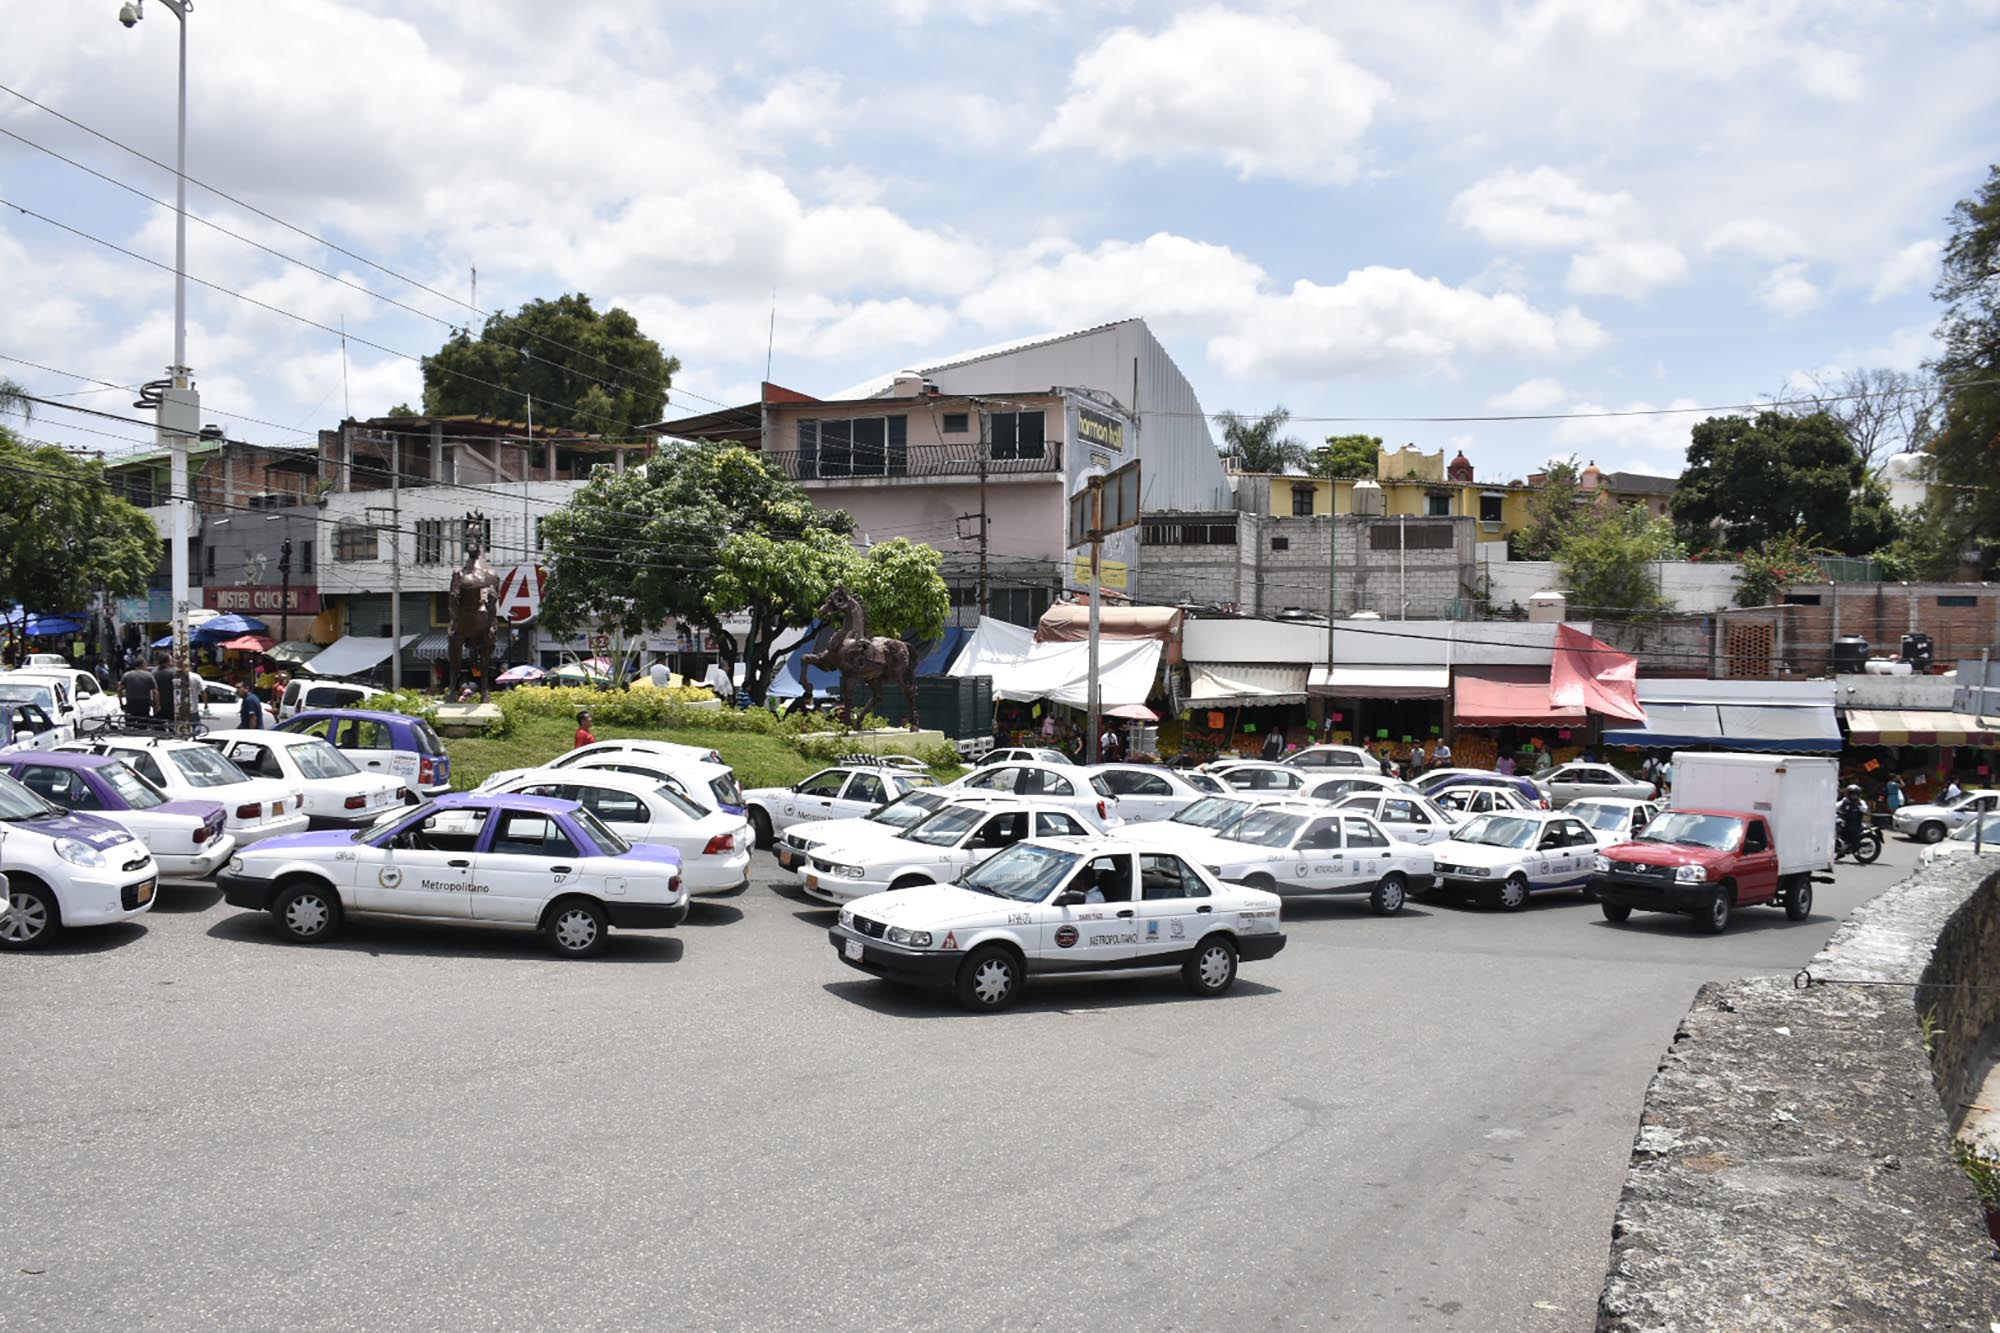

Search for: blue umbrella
xmin=24 ymin=613 xmax=86 ymax=636
xmin=192 ymin=613 xmax=269 ymax=641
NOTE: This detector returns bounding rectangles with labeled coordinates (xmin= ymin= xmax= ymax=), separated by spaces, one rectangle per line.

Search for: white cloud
xmin=1565 ymin=238 xmax=1688 ymax=299
xmin=1488 ymin=377 xmax=1567 ymax=411
xmin=1039 ymin=8 xmax=1390 ymax=184
xmin=741 ymin=73 xmax=845 ymax=144
xmin=1451 ymin=167 xmax=1633 ymax=249
xmin=1553 ymin=398 xmax=1709 ymax=460
xmin=1754 ymin=261 xmax=1822 ymax=316
xmin=959 ymin=233 xmax=1265 ymax=332
xmin=1871 ymin=238 xmax=1942 ymax=301
xmin=1702 ymin=217 xmax=1806 ymax=261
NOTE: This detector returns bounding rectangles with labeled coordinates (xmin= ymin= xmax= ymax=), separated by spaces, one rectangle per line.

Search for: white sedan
xmin=949 ymin=762 xmax=1121 ymax=826
xmin=1892 ymin=789 xmax=2000 ymax=844
xmin=479 ymin=740 xmax=743 ymax=814
xmin=1565 ymin=797 xmax=1663 ymax=845
xmin=491 ymin=767 xmax=751 ymax=897
xmin=1920 ymin=813 xmax=2000 ymax=866
xmin=1298 ymin=773 xmax=1421 ymax=804
xmin=0 ymin=681 xmax=75 ymax=746
xmin=8 ymin=667 xmax=120 ymax=731
xmin=802 ymin=798 xmax=1103 ymax=905
xmin=774 ymin=789 xmax=993 ymax=874
xmin=59 ymin=736 xmax=308 ymax=846
xmin=1429 ymin=810 xmax=1604 ymax=910
xmin=1203 ymin=760 xmax=1312 ymax=795
xmin=201 ymin=730 xmax=405 ymax=831
xmin=1086 ymin=764 xmax=1225 ymax=821
xmin=828 ymin=837 xmax=1286 ymax=1010
xmin=1330 ymin=791 xmax=1461 ymax=844
xmin=1114 ymin=792 xmax=1294 ymax=847
xmin=1430 ymin=784 xmax=1541 ymax=819
xmin=743 ymin=763 xmax=937 ymax=848
xmin=1282 ymin=745 xmax=1386 ymax=773
xmin=1162 ymin=802 xmax=1432 ymax=914
xmin=1533 ymin=762 xmax=1659 ymax=807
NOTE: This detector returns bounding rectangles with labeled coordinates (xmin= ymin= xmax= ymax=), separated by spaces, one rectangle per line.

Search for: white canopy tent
xmin=949 ymin=618 xmax=1163 ymax=708
xmin=304 ymin=634 xmax=422 ymax=678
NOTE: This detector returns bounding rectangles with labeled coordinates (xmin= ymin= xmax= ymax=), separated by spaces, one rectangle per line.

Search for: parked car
xmin=1281 ymin=745 xmax=1386 ymax=774
xmin=1086 ymin=764 xmax=1224 ymax=821
xmin=0 ymin=770 xmax=160 ymax=950
xmin=0 ymin=680 xmax=76 ymax=745
xmin=742 ymin=762 xmax=937 ymax=849
xmin=1591 ymin=753 xmax=1835 ymax=932
xmin=491 ymin=767 xmax=751 ymax=896
xmin=1329 ymin=790 xmax=1461 ymax=844
xmin=8 ymin=667 xmax=120 ymax=731
xmin=1203 ymin=760 xmax=1311 ymax=795
xmin=1416 ymin=770 xmax=1550 ymax=809
xmin=58 ymin=736 xmax=308 ymax=846
xmin=1113 ymin=792 xmax=1293 ymax=849
xmin=774 ymin=788 xmax=968 ymax=873
xmin=828 ymin=836 xmax=1286 ymax=1009
xmin=1532 ymin=762 xmax=1658 ymax=808
xmin=1920 ymin=813 xmax=2000 ymax=866
xmin=0 ymin=702 xmax=65 ymax=754
xmin=1430 ymin=810 xmax=1603 ymax=909
xmin=1159 ymin=800 xmax=1431 ymax=914
xmin=802 ymin=797 xmax=1103 ymax=905
xmin=1430 ymin=784 xmax=1540 ymax=819
xmin=476 ymin=739 xmax=738 ymax=813
xmin=22 ymin=653 xmax=69 ymax=669
xmin=276 ymin=678 xmax=386 ymax=722
xmin=278 ymin=709 xmax=452 ymax=796
xmin=1564 ymin=797 xmax=1662 ymax=845
xmin=217 ymin=793 xmax=688 ymax=956
xmin=1299 ymin=773 xmax=1421 ymax=804
xmin=949 ymin=761 xmax=1120 ymax=826
xmin=1891 ymin=788 xmax=2000 ymax=844
xmin=193 ymin=678 xmax=272 ymax=730
xmin=1 ymin=751 xmax=234 ymax=879
xmin=199 ymin=730 xmax=405 ymax=831
xmin=975 ymin=747 xmax=1070 ymax=767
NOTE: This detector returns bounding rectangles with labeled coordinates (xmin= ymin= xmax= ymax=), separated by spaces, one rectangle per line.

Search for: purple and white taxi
xmin=216 ymin=792 xmax=687 ymax=957
xmin=2 ymin=751 xmax=235 ymax=879
xmin=0 ymin=771 xmax=159 ymax=950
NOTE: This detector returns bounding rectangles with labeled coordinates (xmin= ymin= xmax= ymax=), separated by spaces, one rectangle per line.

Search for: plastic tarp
xmin=1549 ymin=625 xmax=1644 ymax=722
xmin=1718 ymin=704 xmax=1842 ymax=753
xmin=1843 ymin=709 xmax=2000 ymax=747
xmin=1602 ymin=703 xmax=1724 ymax=749
xmin=1453 ymin=666 xmax=1587 ymax=727
xmin=1307 ymin=665 xmax=1450 ymax=699
xmin=768 ymin=626 xmax=969 ymax=699
xmin=1187 ymin=664 xmax=1309 ymax=707
xmin=305 ymin=634 xmax=422 ymax=677
xmin=1035 ymin=604 xmax=1183 ymax=648
xmin=950 ymin=619 xmax=1162 ymax=708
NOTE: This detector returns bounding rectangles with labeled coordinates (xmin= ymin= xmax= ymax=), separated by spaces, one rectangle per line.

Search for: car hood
xmin=785 ymin=816 xmax=901 ymax=847
xmin=239 ymin=829 xmax=365 ymax=857
xmin=1434 ymin=840 xmax=1530 ymax=866
xmin=1601 ymin=840 xmax=1720 ymax=867
xmin=846 ymin=884 xmax=1010 ymax=927
xmin=815 ymin=838 xmax=954 ymax=870
xmin=9 ymin=809 xmax=138 ymax=849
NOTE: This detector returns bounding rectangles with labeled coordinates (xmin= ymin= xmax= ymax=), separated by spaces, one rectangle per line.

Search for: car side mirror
xmin=1539 ymin=838 xmax=1560 ymax=850
xmin=1055 ymin=890 xmax=1085 ymax=906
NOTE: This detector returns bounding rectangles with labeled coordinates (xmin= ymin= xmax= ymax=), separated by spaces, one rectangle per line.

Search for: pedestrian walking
xmin=1885 ymin=776 xmax=1906 ymax=812
xmin=235 ymin=681 xmax=264 ymax=730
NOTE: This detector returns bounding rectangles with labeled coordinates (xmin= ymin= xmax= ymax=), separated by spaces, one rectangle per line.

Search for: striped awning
xmin=1843 ymin=709 xmax=2000 ymax=747
xmin=1188 ymin=663 xmax=1309 ymax=707
xmin=404 ymin=629 xmax=453 ymax=662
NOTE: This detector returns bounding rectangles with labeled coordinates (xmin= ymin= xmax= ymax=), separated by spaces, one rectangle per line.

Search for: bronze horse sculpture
xmin=447 ymin=512 xmax=501 ymax=702
xmin=802 ymin=585 xmax=919 ymax=730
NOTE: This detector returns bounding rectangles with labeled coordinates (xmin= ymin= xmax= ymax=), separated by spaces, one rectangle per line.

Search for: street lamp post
xmin=120 ymin=0 xmax=195 ymax=727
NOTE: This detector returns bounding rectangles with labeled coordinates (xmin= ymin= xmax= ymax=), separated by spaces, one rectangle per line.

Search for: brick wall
xmin=1779 ymin=584 xmax=2000 ymax=674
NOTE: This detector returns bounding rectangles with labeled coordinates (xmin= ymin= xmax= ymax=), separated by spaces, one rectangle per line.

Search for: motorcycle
xmin=1835 ymin=816 xmax=1883 ymax=865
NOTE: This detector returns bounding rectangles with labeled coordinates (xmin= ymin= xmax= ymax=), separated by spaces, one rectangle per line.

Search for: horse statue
xmin=803 ymin=585 xmax=919 ymax=730
xmin=446 ymin=512 xmax=501 ymax=702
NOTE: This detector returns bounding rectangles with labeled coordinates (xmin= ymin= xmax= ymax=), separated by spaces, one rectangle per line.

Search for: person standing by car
xmin=1431 ymin=738 xmax=1452 ymax=769
xmin=235 ymin=681 xmax=264 ymax=730
xmin=151 ymin=653 xmax=179 ymax=726
xmin=120 ymin=659 xmax=157 ymax=723
xmin=1261 ymin=728 xmax=1283 ymax=761
xmin=574 ymin=709 xmax=597 ymax=748
xmin=1407 ymin=741 xmax=1427 ymax=776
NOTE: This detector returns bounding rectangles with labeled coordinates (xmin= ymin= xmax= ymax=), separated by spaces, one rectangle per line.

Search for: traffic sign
xmin=496 ymin=564 xmax=547 ymax=624
xmin=1068 ymin=459 xmax=1142 ymax=549
xmin=588 ymin=633 xmax=611 ymax=652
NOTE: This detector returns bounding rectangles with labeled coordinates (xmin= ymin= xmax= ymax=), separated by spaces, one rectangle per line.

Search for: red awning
xmin=219 ymin=634 xmax=277 ymax=653
xmin=1453 ymin=666 xmax=1588 ymax=727
xmin=1550 ymin=624 xmax=1645 ymax=722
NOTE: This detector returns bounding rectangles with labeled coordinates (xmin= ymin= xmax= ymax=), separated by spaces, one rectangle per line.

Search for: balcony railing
xmin=760 ymin=441 xmax=1063 ymax=483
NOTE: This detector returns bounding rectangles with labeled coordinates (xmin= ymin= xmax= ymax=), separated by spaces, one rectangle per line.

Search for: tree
xmin=537 ymin=443 xmax=947 ymax=703
xmin=1877 ymin=499 xmax=1972 ymax=581
xmin=1512 ymin=459 xmax=1586 ymax=560
xmin=1734 ymin=532 xmax=1825 ymax=608
xmin=1775 ymin=368 xmax=1941 ymax=472
xmin=0 ymin=420 xmax=158 ymax=616
xmin=1308 ymin=433 xmax=1382 ymax=479
xmin=1555 ymin=504 xmax=1678 ymax=619
xmin=1216 ymin=407 xmax=1309 ymax=474
xmin=1929 ymin=165 xmax=2000 ymax=560
xmin=420 ymin=293 xmax=678 ymax=439
xmin=1670 ymin=410 xmax=1898 ymax=555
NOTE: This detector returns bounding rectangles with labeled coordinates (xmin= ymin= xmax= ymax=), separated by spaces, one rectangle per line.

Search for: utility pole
xmin=1325 ymin=481 xmax=1338 ymax=664
xmin=277 ymin=532 xmax=292 ymax=645
xmin=390 ymin=433 xmax=402 ymax=690
xmin=976 ymin=402 xmax=990 ymax=617
xmin=1086 ymin=506 xmax=1103 ymax=766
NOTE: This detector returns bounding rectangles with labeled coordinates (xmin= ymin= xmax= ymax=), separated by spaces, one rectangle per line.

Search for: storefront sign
xmin=1077 ymin=407 xmax=1125 ymax=454
xmin=115 ymin=591 xmax=174 ymax=623
xmin=204 ymin=586 xmax=322 ymax=614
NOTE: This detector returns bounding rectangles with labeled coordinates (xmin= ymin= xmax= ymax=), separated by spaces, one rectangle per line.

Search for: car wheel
xmin=1600 ymin=901 xmax=1632 ymax=923
xmin=1696 ymin=884 xmax=1733 ymax=935
xmin=888 ymin=875 xmax=933 ymax=892
xmin=955 ymin=945 xmax=1022 ymax=1011
xmin=0 ymin=880 xmax=61 ymax=951
xmin=1783 ymin=879 xmax=1813 ymax=922
xmin=272 ymin=881 xmax=341 ymax=944
xmin=1245 ymin=873 xmax=1277 ymax=894
xmin=748 ymin=807 xmax=773 ymax=849
xmin=1183 ymin=934 xmax=1239 ymax=997
xmin=1369 ymin=873 xmax=1406 ymax=916
xmin=1496 ymin=874 xmax=1531 ymax=912
xmin=543 ymin=897 xmax=608 ymax=958
xmin=1919 ymin=821 xmax=1946 ymax=844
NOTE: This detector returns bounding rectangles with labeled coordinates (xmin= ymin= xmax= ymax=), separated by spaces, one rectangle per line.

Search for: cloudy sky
xmin=2 ymin=0 xmax=1995 ymax=478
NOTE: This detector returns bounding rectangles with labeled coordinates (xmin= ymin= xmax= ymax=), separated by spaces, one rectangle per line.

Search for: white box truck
xmin=1590 ymin=753 xmax=1836 ymax=933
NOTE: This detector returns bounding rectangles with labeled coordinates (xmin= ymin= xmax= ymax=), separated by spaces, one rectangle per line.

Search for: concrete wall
xmin=1134 ymin=513 xmax=1474 ymax=616
xmin=1477 ymin=550 xmax=1747 ymax=613
xmin=1597 ymin=861 xmax=2000 ymax=1330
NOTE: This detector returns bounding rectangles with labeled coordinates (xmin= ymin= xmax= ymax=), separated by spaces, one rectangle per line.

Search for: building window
xmin=1271 ymin=536 xmax=1290 ymax=551
xmin=989 ymin=410 xmax=1046 ymax=461
xmin=534 ymin=517 xmax=544 ymax=552
xmin=1939 ymin=595 xmax=1978 ymax=608
xmin=300 ymin=537 xmax=314 ymax=576
xmin=941 ymin=412 xmax=969 ymax=435
xmin=203 ymin=545 xmax=215 ymax=580
xmin=1783 ymin=594 xmax=1822 ymax=606
xmin=797 ymin=416 xmax=909 ymax=479
xmin=334 ymin=520 xmax=378 ymax=562
xmin=1479 ymin=493 xmax=1504 ymax=524
xmin=1426 ymin=492 xmax=1453 ymax=517
xmin=1369 ymin=522 xmax=1456 ymax=551
xmin=1142 ymin=520 xmax=1237 ymax=546
xmin=1290 ymin=486 xmax=1316 ymax=517
xmin=414 ymin=519 xmax=448 ymax=565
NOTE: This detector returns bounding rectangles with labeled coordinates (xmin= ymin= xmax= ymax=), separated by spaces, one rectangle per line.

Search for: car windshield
xmin=1455 ymin=815 xmax=1542 ymax=850
xmin=871 ymin=790 xmax=950 ymax=828
xmin=0 ymin=772 xmax=57 ymax=820
xmin=358 ymin=802 xmax=430 ymax=842
xmin=1224 ymin=811 xmax=1307 ymax=849
xmin=1568 ymin=803 xmax=1627 ymax=832
xmin=898 ymin=804 xmax=985 ymax=847
xmin=652 ymin=783 xmax=706 ymax=819
xmin=170 ymin=745 xmax=249 ymax=788
xmin=708 ymin=771 xmax=745 ymax=808
xmin=1949 ymin=814 xmax=2000 ymax=843
xmin=572 ymin=807 xmax=631 ymax=856
xmin=0 ymin=682 xmax=54 ymax=707
xmin=99 ymin=760 xmax=166 ymax=809
xmin=1170 ymin=796 xmax=1251 ymax=829
xmin=1635 ymin=811 xmax=1744 ymax=851
xmin=958 ymin=843 xmax=1078 ymax=901
xmin=292 ymin=741 xmax=359 ymax=780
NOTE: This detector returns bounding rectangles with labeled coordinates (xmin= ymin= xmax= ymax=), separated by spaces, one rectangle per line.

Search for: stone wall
xmin=1597 ymin=861 xmax=1999 ymax=1331
xmin=1920 ymin=872 xmax=2000 ymax=1135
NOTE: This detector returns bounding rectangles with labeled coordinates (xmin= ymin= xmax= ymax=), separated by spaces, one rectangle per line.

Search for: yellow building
xmin=1232 ymin=447 xmax=1537 ymax=544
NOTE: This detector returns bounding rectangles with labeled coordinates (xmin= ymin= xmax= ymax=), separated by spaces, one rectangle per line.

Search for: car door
xmin=834 ymin=771 xmax=888 ymax=821
xmin=1378 ymin=797 xmax=1443 ymax=845
xmin=1119 ymin=771 xmax=1181 ymax=821
xmin=345 ymin=718 xmax=418 ymax=787
xmin=1133 ymin=852 xmax=1215 ymax=958
xmin=1039 ymin=852 xmax=1139 ymax=968
xmin=1035 ymin=810 xmax=1089 ymax=840
xmin=222 ymin=739 xmax=287 ymax=783
xmin=956 ymin=809 xmax=1032 ymax=877
xmin=1734 ymin=817 xmax=1781 ymax=905
xmin=957 ymin=766 xmax=1021 ymax=796
xmin=1290 ymin=816 xmax=1351 ymax=889
xmin=353 ymin=806 xmax=485 ymax=917
xmin=69 ymin=672 xmax=113 ymax=722
xmin=474 ymin=807 xmax=586 ymax=923
xmin=782 ymin=770 xmax=851 ymax=826
xmin=1341 ymin=815 xmax=1398 ymax=881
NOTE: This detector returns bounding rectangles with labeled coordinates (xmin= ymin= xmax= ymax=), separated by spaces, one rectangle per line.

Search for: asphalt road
xmin=1 ymin=838 xmax=1911 ymax=1332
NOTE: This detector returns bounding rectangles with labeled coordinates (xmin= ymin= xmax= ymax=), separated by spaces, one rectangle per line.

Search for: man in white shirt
xmin=703 ymin=661 xmax=733 ymax=701
xmin=648 ymin=658 xmax=671 ymax=688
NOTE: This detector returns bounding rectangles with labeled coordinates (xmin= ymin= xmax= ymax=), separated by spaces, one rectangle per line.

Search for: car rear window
xmin=409 ymin=720 xmax=447 ymax=756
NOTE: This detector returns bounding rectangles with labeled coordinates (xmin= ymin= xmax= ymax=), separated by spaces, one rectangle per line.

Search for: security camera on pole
xmin=1068 ymin=459 xmax=1141 ymax=764
xmin=119 ymin=0 xmax=198 ymax=729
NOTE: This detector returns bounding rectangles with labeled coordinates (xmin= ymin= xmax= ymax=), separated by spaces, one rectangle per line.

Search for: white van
xmin=277 ymin=678 xmax=385 ymax=722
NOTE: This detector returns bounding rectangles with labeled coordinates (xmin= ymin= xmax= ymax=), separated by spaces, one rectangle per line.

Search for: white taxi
xmin=217 ymin=793 xmax=687 ymax=957
xmin=1169 ymin=801 xmax=1433 ymax=914
xmin=828 ymin=837 xmax=1286 ymax=1010
xmin=775 ymin=789 xmax=994 ymax=873
xmin=200 ymin=730 xmax=405 ymax=830
xmin=802 ymin=797 xmax=1103 ymax=905
xmin=1086 ymin=764 xmax=1225 ymax=821
xmin=1429 ymin=810 xmax=1603 ymax=910
xmin=1430 ymin=784 xmax=1541 ymax=820
xmin=1113 ymin=792 xmax=1293 ymax=846
xmin=0 ymin=771 xmax=160 ymax=950
xmin=1565 ymin=797 xmax=1662 ymax=845
xmin=1330 ymin=791 xmax=1461 ymax=844
xmin=948 ymin=761 xmax=1121 ymax=826
xmin=59 ymin=736 xmax=309 ymax=846
xmin=491 ymin=767 xmax=751 ymax=896
xmin=743 ymin=762 xmax=937 ymax=848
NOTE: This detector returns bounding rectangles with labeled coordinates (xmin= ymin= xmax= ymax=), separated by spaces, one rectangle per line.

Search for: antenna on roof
xmin=339 ymin=314 xmax=351 ymax=419
xmin=765 ymin=289 xmax=777 ymax=382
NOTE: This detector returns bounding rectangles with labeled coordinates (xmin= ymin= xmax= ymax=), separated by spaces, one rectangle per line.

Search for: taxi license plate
xmin=806 ymin=872 xmax=818 ymax=889
xmin=777 ymin=850 xmax=793 ymax=868
xmin=844 ymin=939 xmax=863 ymax=961
xmin=136 ymin=878 xmax=156 ymax=905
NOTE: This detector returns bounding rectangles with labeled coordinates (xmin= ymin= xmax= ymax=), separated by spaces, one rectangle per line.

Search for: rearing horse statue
xmin=804 ymin=585 xmax=919 ymax=730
